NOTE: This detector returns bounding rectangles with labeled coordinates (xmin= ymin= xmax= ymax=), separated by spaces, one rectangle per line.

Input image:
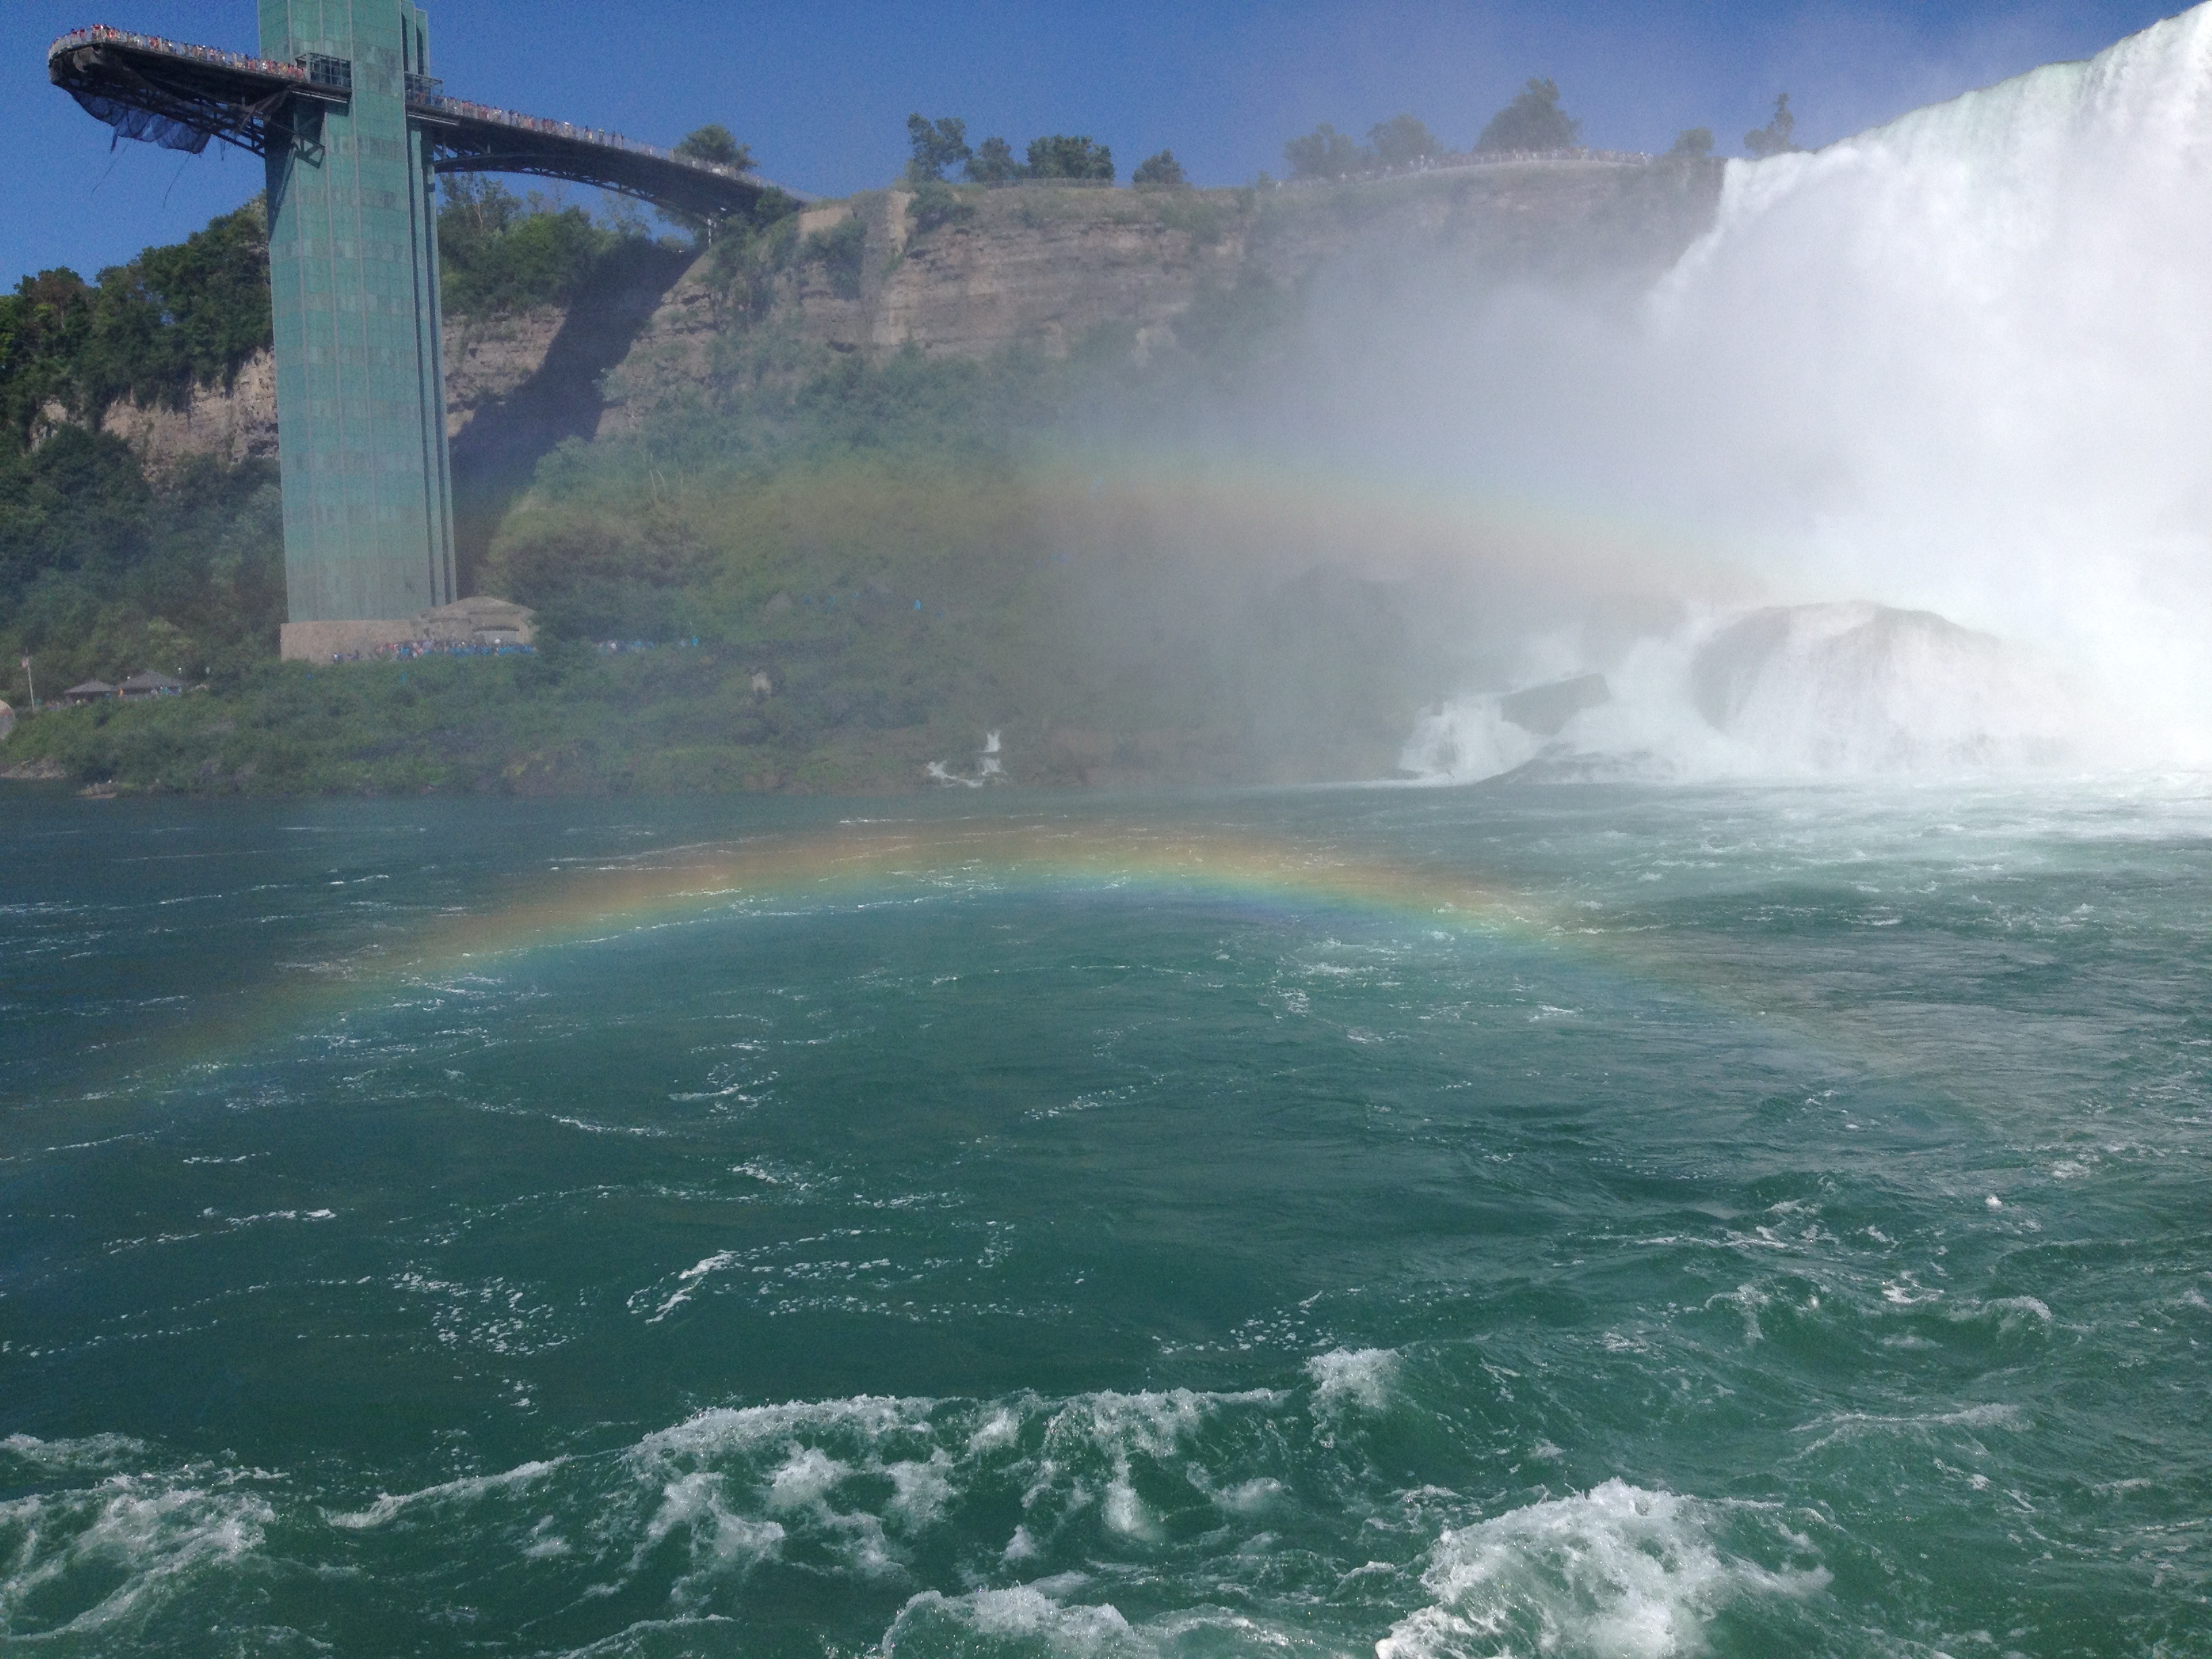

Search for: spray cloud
xmin=1120 ymin=5 xmax=2212 ymax=783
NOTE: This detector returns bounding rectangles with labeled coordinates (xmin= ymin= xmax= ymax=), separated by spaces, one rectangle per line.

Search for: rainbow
xmin=385 ymin=813 xmax=1551 ymax=967
xmin=146 ymin=806 xmax=1895 ymax=1101
xmin=144 ymin=812 xmax=1581 ymax=1086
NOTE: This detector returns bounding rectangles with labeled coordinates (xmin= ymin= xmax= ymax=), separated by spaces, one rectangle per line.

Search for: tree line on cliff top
xmin=901 ymin=115 xmax=1187 ymax=189
xmin=902 ymin=78 xmax=1803 ymax=197
xmin=1281 ymin=79 xmax=1803 ymax=182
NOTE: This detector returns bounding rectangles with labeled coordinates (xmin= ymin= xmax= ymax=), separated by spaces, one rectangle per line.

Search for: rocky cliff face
xmin=94 ymin=308 xmax=567 ymax=477
xmin=100 ymin=161 xmax=1725 ymax=474
xmin=599 ymin=159 xmax=1723 ymax=429
xmin=445 ymin=308 xmax=571 ymax=442
xmin=100 ymin=348 xmax=279 ymax=471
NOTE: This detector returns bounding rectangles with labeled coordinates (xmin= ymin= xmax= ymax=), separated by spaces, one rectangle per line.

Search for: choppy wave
xmin=0 ymin=1376 xmax=1382 ymax=1652
xmin=1378 ymin=1482 xmax=1830 ymax=1659
xmin=0 ymin=1437 xmax=274 ymax=1641
xmin=0 ymin=1369 xmax=1866 ymax=1657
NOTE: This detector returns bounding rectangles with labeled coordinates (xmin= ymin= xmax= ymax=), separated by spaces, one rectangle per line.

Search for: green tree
xmin=1368 ymin=114 xmax=1443 ymax=167
xmin=1744 ymin=94 xmax=1798 ymax=158
xmin=0 ymin=424 xmax=285 ymax=697
xmin=798 ymin=216 xmax=867 ymax=299
xmin=1132 ymin=149 xmax=1187 ymax=188
xmin=675 ymin=123 xmax=755 ymax=173
xmin=965 ymin=136 xmax=1021 ymax=184
xmin=1 ymin=269 xmax=97 ymax=442
xmin=1474 ymin=77 xmax=1580 ymax=153
xmin=434 ymin=178 xmax=655 ymax=315
xmin=1283 ymin=123 xmax=1367 ymax=180
xmin=905 ymin=114 xmax=972 ymax=182
xmin=906 ymin=179 xmax=976 ymax=235
xmin=1024 ymin=135 xmax=1113 ymax=181
xmin=1 ymin=201 xmax=273 ymax=441
xmin=1667 ymin=127 xmax=1715 ymax=159
xmin=700 ymin=212 xmax=798 ymax=330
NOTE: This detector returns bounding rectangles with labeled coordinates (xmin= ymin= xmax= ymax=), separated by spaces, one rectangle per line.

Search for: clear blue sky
xmin=3 ymin=0 xmax=2183 ymax=285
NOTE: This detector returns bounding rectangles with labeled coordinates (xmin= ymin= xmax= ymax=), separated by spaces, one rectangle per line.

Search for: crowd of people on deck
xmin=52 ymin=26 xmax=305 ymax=83
xmin=49 ymin=26 xmax=741 ymax=178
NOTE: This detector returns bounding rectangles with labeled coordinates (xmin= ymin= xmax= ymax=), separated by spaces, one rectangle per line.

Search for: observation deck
xmin=46 ymin=25 xmax=792 ymax=221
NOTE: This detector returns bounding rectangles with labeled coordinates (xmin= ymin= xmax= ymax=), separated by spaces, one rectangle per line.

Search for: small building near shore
xmin=62 ymin=680 xmax=116 ymax=705
xmin=118 ymin=671 xmax=186 ymax=699
xmin=0 ymin=700 xmax=14 ymax=741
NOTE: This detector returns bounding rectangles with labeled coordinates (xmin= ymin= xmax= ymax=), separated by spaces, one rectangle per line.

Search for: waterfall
xmin=1410 ymin=4 xmax=2212 ymax=781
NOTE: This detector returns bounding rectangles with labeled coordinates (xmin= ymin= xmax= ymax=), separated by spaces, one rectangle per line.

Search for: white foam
xmin=1102 ymin=1470 xmax=1154 ymax=1539
xmin=636 ymin=1470 xmax=786 ymax=1591
xmin=1401 ymin=699 xmax=1543 ymax=785
xmin=629 ymin=1394 xmax=939 ymax=1467
xmin=1405 ymin=603 xmax=2087 ymax=784
xmin=0 ymin=1433 xmax=148 ymax=1473
xmin=1790 ymin=1401 xmax=2026 ymax=1456
xmin=765 ymin=1446 xmax=850 ymax=1513
xmin=327 ymin=1458 xmax=562 ymax=1530
xmin=1309 ymin=1347 xmax=1401 ymax=1418
xmin=1215 ymin=1477 xmax=1287 ymax=1514
xmin=0 ymin=1472 xmax=274 ymax=1636
xmin=883 ymin=1584 xmax=1138 ymax=1654
xmin=1954 ymin=1296 xmax=2054 ymax=1332
xmin=886 ymin=1451 xmax=957 ymax=1532
xmin=644 ymin=1249 xmax=742 ymax=1322
xmin=1377 ymin=1481 xmax=1828 ymax=1659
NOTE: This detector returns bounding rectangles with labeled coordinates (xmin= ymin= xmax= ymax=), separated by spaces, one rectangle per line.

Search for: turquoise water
xmin=2 ymin=783 xmax=2208 ymax=1656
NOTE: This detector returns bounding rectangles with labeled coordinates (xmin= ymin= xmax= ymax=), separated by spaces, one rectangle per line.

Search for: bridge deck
xmin=47 ymin=26 xmax=790 ymax=220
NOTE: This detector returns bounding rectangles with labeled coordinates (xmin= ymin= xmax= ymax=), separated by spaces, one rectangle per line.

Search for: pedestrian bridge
xmin=49 ymin=24 xmax=792 ymax=222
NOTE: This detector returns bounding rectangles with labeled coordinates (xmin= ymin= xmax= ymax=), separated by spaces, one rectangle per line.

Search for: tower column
xmin=262 ymin=0 xmax=455 ymax=635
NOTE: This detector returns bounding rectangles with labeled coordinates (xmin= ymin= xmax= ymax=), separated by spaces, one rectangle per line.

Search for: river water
xmin=3 ymin=782 xmax=2207 ymax=1656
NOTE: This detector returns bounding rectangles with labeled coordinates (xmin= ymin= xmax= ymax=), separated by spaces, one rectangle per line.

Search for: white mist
xmin=1410 ymin=3 xmax=2212 ymax=781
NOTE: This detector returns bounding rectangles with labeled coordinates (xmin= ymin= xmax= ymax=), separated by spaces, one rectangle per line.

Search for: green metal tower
xmin=258 ymin=1 xmax=454 ymax=622
xmin=50 ymin=9 xmax=784 ymax=645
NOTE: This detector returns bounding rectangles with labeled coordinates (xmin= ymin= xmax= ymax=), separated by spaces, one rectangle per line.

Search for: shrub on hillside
xmin=437 ymin=177 xmax=634 ymax=316
xmin=798 ymin=216 xmax=867 ymax=298
xmin=1 ymin=429 xmax=283 ymax=701
xmin=1368 ymin=114 xmax=1444 ymax=167
xmin=1024 ymin=136 xmax=1113 ymax=182
xmin=675 ymin=123 xmax=755 ymax=173
xmin=908 ymin=180 xmax=977 ymax=235
xmin=1744 ymin=94 xmax=1798 ymax=158
xmin=1475 ymin=77 xmax=1580 ymax=152
xmin=1284 ymin=123 xmax=1367 ymax=180
xmin=1132 ymin=150 xmax=1188 ymax=188
xmin=964 ymin=136 xmax=1021 ymax=185
xmin=905 ymin=114 xmax=972 ymax=183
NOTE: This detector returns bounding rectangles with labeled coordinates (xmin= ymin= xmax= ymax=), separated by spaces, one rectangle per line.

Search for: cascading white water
xmin=1408 ymin=3 xmax=2212 ymax=781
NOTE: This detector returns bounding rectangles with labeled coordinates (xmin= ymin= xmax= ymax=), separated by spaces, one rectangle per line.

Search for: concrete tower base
xmin=279 ymin=597 xmax=535 ymax=661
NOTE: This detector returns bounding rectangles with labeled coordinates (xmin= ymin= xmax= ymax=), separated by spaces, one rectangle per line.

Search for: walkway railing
xmin=51 ymin=24 xmax=758 ymax=190
xmin=405 ymin=89 xmax=755 ymax=185
xmin=48 ymin=25 xmax=307 ymax=83
xmin=1271 ymin=148 xmax=1662 ymax=191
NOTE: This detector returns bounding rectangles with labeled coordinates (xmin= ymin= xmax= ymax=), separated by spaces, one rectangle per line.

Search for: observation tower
xmin=48 ymin=5 xmax=787 ymax=654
